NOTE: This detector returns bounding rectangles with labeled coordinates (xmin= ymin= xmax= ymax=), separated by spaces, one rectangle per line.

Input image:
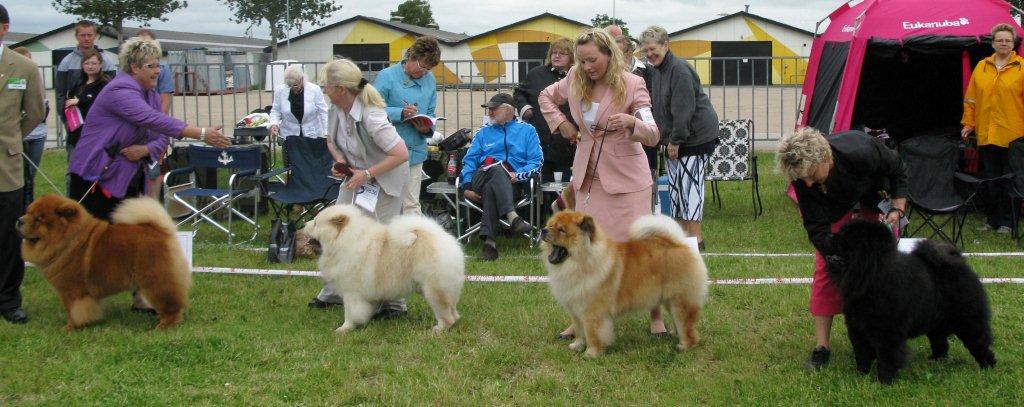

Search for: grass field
xmin=2 ymin=151 xmax=1022 ymax=405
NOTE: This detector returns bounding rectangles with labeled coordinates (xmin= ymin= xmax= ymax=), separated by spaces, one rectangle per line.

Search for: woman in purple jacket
xmin=67 ymin=37 xmax=230 ymax=314
xmin=68 ymin=37 xmax=230 ymax=219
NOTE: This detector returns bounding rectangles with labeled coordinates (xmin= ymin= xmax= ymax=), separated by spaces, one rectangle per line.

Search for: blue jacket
xmin=460 ymin=120 xmax=543 ymax=188
xmin=373 ymin=63 xmax=436 ymax=166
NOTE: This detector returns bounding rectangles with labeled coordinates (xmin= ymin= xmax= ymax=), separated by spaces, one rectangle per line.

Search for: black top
xmin=288 ymin=87 xmax=305 ymax=136
xmin=514 ymin=64 xmax=575 ymax=167
xmin=793 ymin=131 xmax=908 ymax=255
xmin=66 ymin=78 xmax=110 ymax=147
xmin=648 ymin=50 xmax=720 ymax=153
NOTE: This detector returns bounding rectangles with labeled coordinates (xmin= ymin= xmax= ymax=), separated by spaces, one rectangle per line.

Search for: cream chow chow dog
xmin=298 ymin=204 xmax=464 ymax=333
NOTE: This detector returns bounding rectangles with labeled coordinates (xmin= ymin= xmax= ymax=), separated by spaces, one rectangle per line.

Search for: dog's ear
xmin=55 ymin=203 xmax=79 ymax=219
xmin=330 ymin=214 xmax=349 ymax=231
xmin=579 ymin=215 xmax=596 ymax=241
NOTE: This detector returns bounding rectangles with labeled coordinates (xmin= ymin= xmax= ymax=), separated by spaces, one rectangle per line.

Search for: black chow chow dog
xmin=827 ymin=219 xmax=996 ymax=385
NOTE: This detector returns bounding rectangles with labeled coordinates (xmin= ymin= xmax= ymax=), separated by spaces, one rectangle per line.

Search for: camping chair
xmin=454 ymin=172 xmax=541 ymax=245
xmin=899 ymin=135 xmax=966 ymax=247
xmin=164 ymin=144 xmax=264 ymax=244
xmin=706 ymin=119 xmax=763 ymax=218
xmin=257 ymin=136 xmax=340 ymax=262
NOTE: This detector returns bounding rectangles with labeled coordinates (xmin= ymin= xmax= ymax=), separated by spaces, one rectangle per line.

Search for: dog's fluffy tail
xmin=912 ymin=240 xmax=967 ymax=275
xmin=629 ymin=214 xmax=689 ymax=245
xmin=111 ymin=197 xmax=178 ymax=236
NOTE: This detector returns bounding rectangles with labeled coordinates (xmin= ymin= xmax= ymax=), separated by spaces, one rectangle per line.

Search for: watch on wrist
xmin=199 ymin=127 xmax=207 ymax=142
xmin=364 ymin=169 xmax=373 ymax=180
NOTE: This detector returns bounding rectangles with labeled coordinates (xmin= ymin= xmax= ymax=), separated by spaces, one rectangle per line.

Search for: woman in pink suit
xmin=539 ymin=28 xmax=662 ymax=339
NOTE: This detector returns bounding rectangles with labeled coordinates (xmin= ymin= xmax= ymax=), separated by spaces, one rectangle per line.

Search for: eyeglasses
xmin=410 ymin=59 xmax=436 ymax=74
xmin=141 ymin=63 xmax=160 ymax=70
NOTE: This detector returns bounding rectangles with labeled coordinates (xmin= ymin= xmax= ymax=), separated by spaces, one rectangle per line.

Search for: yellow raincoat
xmin=962 ymin=51 xmax=1024 ymax=147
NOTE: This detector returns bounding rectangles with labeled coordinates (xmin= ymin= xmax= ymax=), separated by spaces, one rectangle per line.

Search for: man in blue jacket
xmin=461 ymin=93 xmax=542 ymax=261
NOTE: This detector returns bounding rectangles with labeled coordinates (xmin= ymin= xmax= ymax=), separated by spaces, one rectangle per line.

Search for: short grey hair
xmin=639 ymin=25 xmax=670 ymax=45
xmin=284 ymin=64 xmax=305 ymax=87
xmin=776 ymin=127 xmax=833 ymax=182
xmin=119 ymin=37 xmax=162 ymax=73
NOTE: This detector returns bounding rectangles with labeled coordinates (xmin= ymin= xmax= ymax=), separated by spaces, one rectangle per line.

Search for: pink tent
xmin=798 ymin=0 xmax=1024 ymax=139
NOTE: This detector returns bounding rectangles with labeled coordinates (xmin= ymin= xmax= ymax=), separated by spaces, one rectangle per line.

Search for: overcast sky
xmin=4 ymin=0 xmax=842 ymax=39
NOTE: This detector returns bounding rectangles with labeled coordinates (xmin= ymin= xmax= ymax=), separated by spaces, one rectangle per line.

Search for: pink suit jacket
xmin=538 ymin=66 xmax=660 ymax=194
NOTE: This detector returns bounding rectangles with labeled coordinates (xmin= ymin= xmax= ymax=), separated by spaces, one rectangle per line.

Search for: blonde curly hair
xmin=571 ymin=28 xmax=627 ymax=107
xmin=776 ymin=127 xmax=832 ymax=182
xmin=119 ymin=37 xmax=162 ymax=73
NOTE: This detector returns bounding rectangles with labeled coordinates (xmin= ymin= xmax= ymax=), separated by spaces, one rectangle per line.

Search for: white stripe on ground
xmin=187 ymin=267 xmax=1024 ymax=285
xmin=237 ymin=247 xmax=1024 ymax=258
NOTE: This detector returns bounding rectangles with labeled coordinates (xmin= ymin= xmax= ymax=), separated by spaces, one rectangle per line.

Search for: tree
xmin=391 ymin=0 xmax=437 ymax=28
xmin=591 ymin=13 xmax=629 ymax=38
xmin=1010 ymin=1 xmax=1024 ymax=25
xmin=52 ymin=0 xmax=186 ymax=43
xmin=221 ymin=0 xmax=343 ymax=60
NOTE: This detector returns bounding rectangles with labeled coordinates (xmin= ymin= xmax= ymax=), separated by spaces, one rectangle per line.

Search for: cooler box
xmin=658 ymin=175 xmax=671 ymax=215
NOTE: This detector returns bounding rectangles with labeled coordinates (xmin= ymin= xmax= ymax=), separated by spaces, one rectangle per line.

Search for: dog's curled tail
xmin=912 ymin=240 xmax=966 ymax=275
xmin=629 ymin=214 xmax=690 ymax=245
xmin=111 ymin=197 xmax=178 ymax=236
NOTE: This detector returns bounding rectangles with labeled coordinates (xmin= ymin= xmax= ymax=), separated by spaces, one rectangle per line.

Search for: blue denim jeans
xmin=22 ymin=137 xmax=45 ymax=208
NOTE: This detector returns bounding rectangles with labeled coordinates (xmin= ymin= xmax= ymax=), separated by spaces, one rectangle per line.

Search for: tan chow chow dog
xmin=17 ymin=195 xmax=190 ymax=331
xmin=297 ymin=204 xmax=465 ymax=334
xmin=540 ymin=211 xmax=708 ymax=357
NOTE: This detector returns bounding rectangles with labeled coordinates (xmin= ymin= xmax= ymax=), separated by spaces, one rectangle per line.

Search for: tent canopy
xmin=800 ymin=0 xmax=1024 ymax=139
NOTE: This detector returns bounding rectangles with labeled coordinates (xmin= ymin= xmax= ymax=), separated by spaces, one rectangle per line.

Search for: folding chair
xmin=453 ymin=172 xmax=541 ymax=245
xmin=706 ymin=119 xmax=763 ymax=218
xmin=164 ymin=144 xmax=264 ymax=244
xmin=257 ymin=136 xmax=340 ymax=262
xmin=899 ymin=135 xmax=966 ymax=247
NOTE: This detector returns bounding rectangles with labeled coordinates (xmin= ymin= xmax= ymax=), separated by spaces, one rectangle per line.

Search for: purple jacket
xmin=69 ymin=71 xmax=187 ymax=198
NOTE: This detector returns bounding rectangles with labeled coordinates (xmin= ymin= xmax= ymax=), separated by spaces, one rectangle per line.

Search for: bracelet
xmin=364 ymin=169 xmax=373 ymax=180
xmin=199 ymin=127 xmax=207 ymax=142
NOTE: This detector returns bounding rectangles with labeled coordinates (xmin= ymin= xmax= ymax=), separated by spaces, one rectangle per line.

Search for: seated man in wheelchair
xmin=460 ymin=93 xmax=543 ymax=261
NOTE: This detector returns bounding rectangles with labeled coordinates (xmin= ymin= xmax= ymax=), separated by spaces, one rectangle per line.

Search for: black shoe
xmin=131 ymin=306 xmax=158 ymax=316
xmin=480 ymin=242 xmax=499 ymax=261
xmin=1 ymin=308 xmax=28 ymax=324
xmin=804 ymin=346 xmax=831 ymax=371
xmin=372 ymin=307 xmax=407 ymax=320
xmin=508 ymin=217 xmax=533 ymax=235
xmin=308 ymin=297 xmax=341 ymax=309
xmin=698 ymin=241 xmax=706 ymax=252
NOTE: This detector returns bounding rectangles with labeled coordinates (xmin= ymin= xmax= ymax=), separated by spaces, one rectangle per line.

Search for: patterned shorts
xmin=666 ymin=154 xmax=709 ymax=221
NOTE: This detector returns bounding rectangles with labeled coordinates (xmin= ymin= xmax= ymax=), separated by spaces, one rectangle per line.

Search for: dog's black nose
xmin=15 ymin=217 xmax=24 ymax=228
xmin=540 ymin=228 xmax=549 ymax=240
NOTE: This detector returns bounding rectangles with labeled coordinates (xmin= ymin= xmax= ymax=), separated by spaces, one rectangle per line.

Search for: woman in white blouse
xmin=269 ymin=65 xmax=329 ymax=143
xmin=307 ymin=58 xmax=411 ymax=316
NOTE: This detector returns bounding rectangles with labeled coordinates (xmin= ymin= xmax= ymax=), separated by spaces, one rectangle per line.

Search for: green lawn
xmin=2 ymin=150 xmax=1022 ymax=405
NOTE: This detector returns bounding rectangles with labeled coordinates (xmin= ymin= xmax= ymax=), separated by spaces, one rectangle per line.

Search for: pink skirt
xmin=575 ymin=177 xmax=652 ymax=242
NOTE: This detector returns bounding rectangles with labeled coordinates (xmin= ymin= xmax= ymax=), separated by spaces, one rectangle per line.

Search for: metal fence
xmin=37 ymin=56 xmax=808 ymax=150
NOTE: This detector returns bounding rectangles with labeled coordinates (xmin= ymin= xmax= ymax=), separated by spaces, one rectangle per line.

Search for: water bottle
xmin=446 ymin=153 xmax=457 ymax=184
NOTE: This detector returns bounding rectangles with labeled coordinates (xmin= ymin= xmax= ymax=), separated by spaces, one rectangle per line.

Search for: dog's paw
xmin=584 ymin=348 xmax=603 ymax=359
xmin=568 ymin=340 xmax=586 ymax=352
xmin=334 ymin=324 xmax=354 ymax=335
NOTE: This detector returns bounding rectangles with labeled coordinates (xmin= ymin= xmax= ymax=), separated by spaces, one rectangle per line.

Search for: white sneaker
xmin=996 ymin=226 xmax=1012 ymax=234
xmin=977 ymin=224 xmax=995 ymax=232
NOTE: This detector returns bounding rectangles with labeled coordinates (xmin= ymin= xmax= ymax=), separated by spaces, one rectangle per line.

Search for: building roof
xmin=669 ymin=11 xmax=815 ymax=37
xmin=463 ymin=12 xmax=590 ymax=41
xmin=10 ymin=23 xmax=269 ymax=51
xmin=3 ymin=32 xmax=38 ymax=44
xmin=273 ymin=12 xmax=589 ymax=50
xmin=273 ymin=15 xmax=470 ymax=48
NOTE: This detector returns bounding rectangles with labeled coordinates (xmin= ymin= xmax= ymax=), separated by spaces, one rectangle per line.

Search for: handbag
xmin=438 ymin=128 xmax=473 ymax=151
xmin=64 ymin=105 xmax=84 ymax=132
